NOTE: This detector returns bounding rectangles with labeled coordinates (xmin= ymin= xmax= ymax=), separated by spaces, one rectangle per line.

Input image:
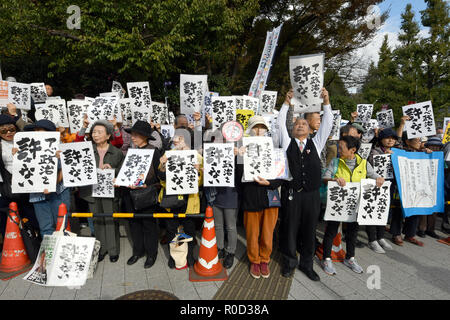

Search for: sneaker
xmin=223 ymin=253 xmax=234 ymax=269
xmin=368 ymin=240 xmax=385 ymax=254
xmin=250 ymin=263 xmax=260 ymax=279
xmin=260 ymin=262 xmax=270 ymax=278
xmin=378 ymin=238 xmax=393 ymax=250
xmin=321 ymin=258 xmax=337 ymax=275
xmin=343 ymin=257 xmax=364 ymax=274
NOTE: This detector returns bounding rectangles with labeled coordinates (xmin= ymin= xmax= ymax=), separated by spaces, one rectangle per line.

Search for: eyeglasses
xmin=0 ymin=127 xmax=16 ymax=134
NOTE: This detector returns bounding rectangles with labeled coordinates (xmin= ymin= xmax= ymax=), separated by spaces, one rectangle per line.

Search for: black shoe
xmin=442 ymin=223 xmax=450 ymax=234
xmin=223 ymin=253 xmax=234 ymax=269
xmin=298 ymin=265 xmax=320 ymax=281
xmin=417 ymin=230 xmax=426 ymax=238
xmin=425 ymin=230 xmax=441 ymax=239
xmin=355 ymin=240 xmax=365 ymax=248
xmin=98 ymin=252 xmax=107 ymax=262
xmin=109 ymin=255 xmax=119 ymax=263
xmin=218 ymin=248 xmax=225 ymax=259
xmin=168 ymin=257 xmax=176 ymax=269
xmin=281 ymin=265 xmax=295 ymax=278
xmin=144 ymin=256 xmax=156 ymax=269
xmin=127 ymin=255 xmax=143 ymax=265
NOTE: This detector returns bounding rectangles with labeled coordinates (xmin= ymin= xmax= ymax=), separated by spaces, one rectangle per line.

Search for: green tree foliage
xmin=360 ymin=0 xmax=449 ymax=127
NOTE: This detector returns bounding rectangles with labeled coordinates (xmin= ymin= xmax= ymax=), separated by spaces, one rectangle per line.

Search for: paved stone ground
xmin=0 ymin=219 xmax=449 ymax=300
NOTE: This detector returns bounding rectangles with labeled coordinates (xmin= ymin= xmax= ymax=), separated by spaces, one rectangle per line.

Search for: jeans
xmin=33 ymin=188 xmax=71 ymax=237
xmin=212 ymin=206 xmax=238 ymax=255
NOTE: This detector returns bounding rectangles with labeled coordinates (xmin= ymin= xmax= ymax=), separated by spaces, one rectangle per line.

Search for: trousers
xmin=243 ymin=207 xmax=278 ymax=264
xmin=213 ymin=206 xmax=238 ymax=254
xmin=323 ymin=221 xmax=358 ymax=259
xmin=279 ymin=187 xmax=320 ymax=270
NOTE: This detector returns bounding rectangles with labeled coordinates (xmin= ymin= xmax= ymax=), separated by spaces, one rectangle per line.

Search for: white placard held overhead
xmin=211 ymin=96 xmax=236 ymax=131
xmin=180 ymin=74 xmax=208 ymax=114
xmin=376 ymin=109 xmax=395 ymax=129
xmin=402 ymin=101 xmax=436 ymax=139
xmin=8 ymin=82 xmax=31 ymax=110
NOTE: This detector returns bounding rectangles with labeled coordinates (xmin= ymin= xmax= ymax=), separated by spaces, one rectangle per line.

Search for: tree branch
xmin=28 ymin=24 xmax=81 ymax=41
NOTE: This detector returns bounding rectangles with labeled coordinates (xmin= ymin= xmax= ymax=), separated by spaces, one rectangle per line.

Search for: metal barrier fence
xmin=69 ymin=213 xmax=205 ymax=218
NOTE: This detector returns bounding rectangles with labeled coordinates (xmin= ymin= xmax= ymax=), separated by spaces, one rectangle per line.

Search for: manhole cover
xmin=116 ymin=290 xmax=179 ymax=300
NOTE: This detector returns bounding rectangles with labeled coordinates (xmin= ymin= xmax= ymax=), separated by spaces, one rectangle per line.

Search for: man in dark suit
xmin=277 ymin=88 xmax=333 ymax=281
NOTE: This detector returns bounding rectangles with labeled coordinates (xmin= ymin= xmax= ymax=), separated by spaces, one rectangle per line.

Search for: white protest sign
xmin=289 ymin=53 xmax=324 ymax=108
xmin=180 ymin=74 xmax=208 ymax=114
xmin=60 ymin=142 xmax=97 ymax=187
xmin=111 ymin=81 xmax=125 ymax=99
xmin=30 ymin=83 xmax=48 ymax=103
xmin=373 ymin=154 xmax=394 ymax=179
xmin=397 ymin=156 xmax=438 ymax=208
xmin=151 ymin=101 xmax=168 ymax=124
xmin=160 ymin=125 xmax=175 ymax=140
xmin=324 ymin=181 xmax=360 ymax=223
xmin=67 ymin=100 xmax=91 ymax=134
xmin=24 ymin=235 xmax=96 ymax=287
xmin=242 ymin=95 xmax=260 ymax=115
xmin=45 ymin=99 xmax=69 ymax=127
xmin=376 ymin=109 xmax=395 ymax=129
xmin=329 ymin=111 xmax=341 ymax=141
xmin=35 ymin=103 xmax=60 ymax=125
xmin=116 ymin=149 xmax=155 ymax=187
xmin=402 ymin=101 xmax=436 ymax=139
xmin=243 ymin=136 xmax=276 ymax=181
xmin=165 ymin=150 xmax=199 ymax=195
xmin=259 ymin=90 xmax=277 ymax=115
xmin=127 ymin=81 xmax=151 ymax=108
xmin=92 ymin=168 xmax=115 ymax=198
xmin=355 ymin=104 xmax=373 ymax=123
xmin=8 ymin=82 xmax=31 ymax=110
xmin=357 ymin=179 xmax=391 ymax=226
xmin=212 ymin=96 xmax=236 ymax=130
xmin=358 ymin=143 xmax=373 ymax=160
xmin=203 ymin=143 xmax=235 ymax=187
xmin=131 ymin=103 xmax=152 ymax=126
xmin=118 ymin=98 xmax=134 ymax=128
xmin=12 ymin=132 xmax=60 ymax=193
xmin=358 ymin=119 xmax=378 ymax=143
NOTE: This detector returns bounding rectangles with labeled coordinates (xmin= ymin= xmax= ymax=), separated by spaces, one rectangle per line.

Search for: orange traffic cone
xmin=0 ymin=202 xmax=31 ymax=273
xmin=190 ymin=206 xmax=228 ymax=282
xmin=55 ymin=203 xmax=70 ymax=232
xmin=316 ymin=224 xmax=346 ymax=262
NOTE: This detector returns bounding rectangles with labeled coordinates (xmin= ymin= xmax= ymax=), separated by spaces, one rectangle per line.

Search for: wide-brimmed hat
xmin=245 ymin=115 xmax=268 ymax=134
xmin=425 ymin=136 xmax=443 ymax=148
xmin=378 ymin=128 xmax=398 ymax=141
xmin=24 ymin=119 xmax=56 ymax=132
xmin=125 ymin=120 xmax=156 ymax=140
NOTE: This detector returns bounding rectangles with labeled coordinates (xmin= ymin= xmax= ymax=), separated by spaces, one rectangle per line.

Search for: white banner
xmin=12 ymin=132 xmax=60 ymax=193
xmin=355 ymin=104 xmax=373 ymax=123
xmin=60 ymin=142 xmax=97 ymax=187
xmin=92 ymin=168 xmax=115 ymax=198
xmin=243 ymin=136 xmax=276 ymax=181
xmin=212 ymin=96 xmax=236 ymax=130
xmin=180 ymin=74 xmax=208 ymax=114
xmin=8 ymin=82 xmax=31 ymax=110
xmin=165 ymin=150 xmax=199 ymax=195
xmin=402 ymin=101 xmax=436 ymax=139
xmin=127 ymin=81 xmax=151 ymax=108
xmin=259 ymin=90 xmax=277 ymax=114
xmin=376 ymin=109 xmax=395 ymax=129
xmin=289 ymin=53 xmax=324 ymax=108
xmin=203 ymin=143 xmax=235 ymax=187
xmin=324 ymin=181 xmax=360 ymax=222
xmin=67 ymin=100 xmax=91 ymax=134
xmin=248 ymin=24 xmax=282 ymax=98
xmin=151 ymin=101 xmax=168 ymax=125
xmin=30 ymin=83 xmax=48 ymax=103
xmin=116 ymin=149 xmax=155 ymax=187
xmin=357 ymin=179 xmax=391 ymax=226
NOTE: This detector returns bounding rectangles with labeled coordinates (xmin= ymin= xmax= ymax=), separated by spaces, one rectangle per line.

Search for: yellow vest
xmin=335 ymin=154 xmax=367 ymax=183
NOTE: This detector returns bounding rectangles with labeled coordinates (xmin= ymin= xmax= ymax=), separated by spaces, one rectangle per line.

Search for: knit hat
xmin=378 ymin=128 xmax=398 ymax=141
xmin=24 ymin=119 xmax=56 ymax=132
xmin=351 ymin=123 xmax=366 ymax=134
xmin=0 ymin=114 xmax=16 ymax=126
